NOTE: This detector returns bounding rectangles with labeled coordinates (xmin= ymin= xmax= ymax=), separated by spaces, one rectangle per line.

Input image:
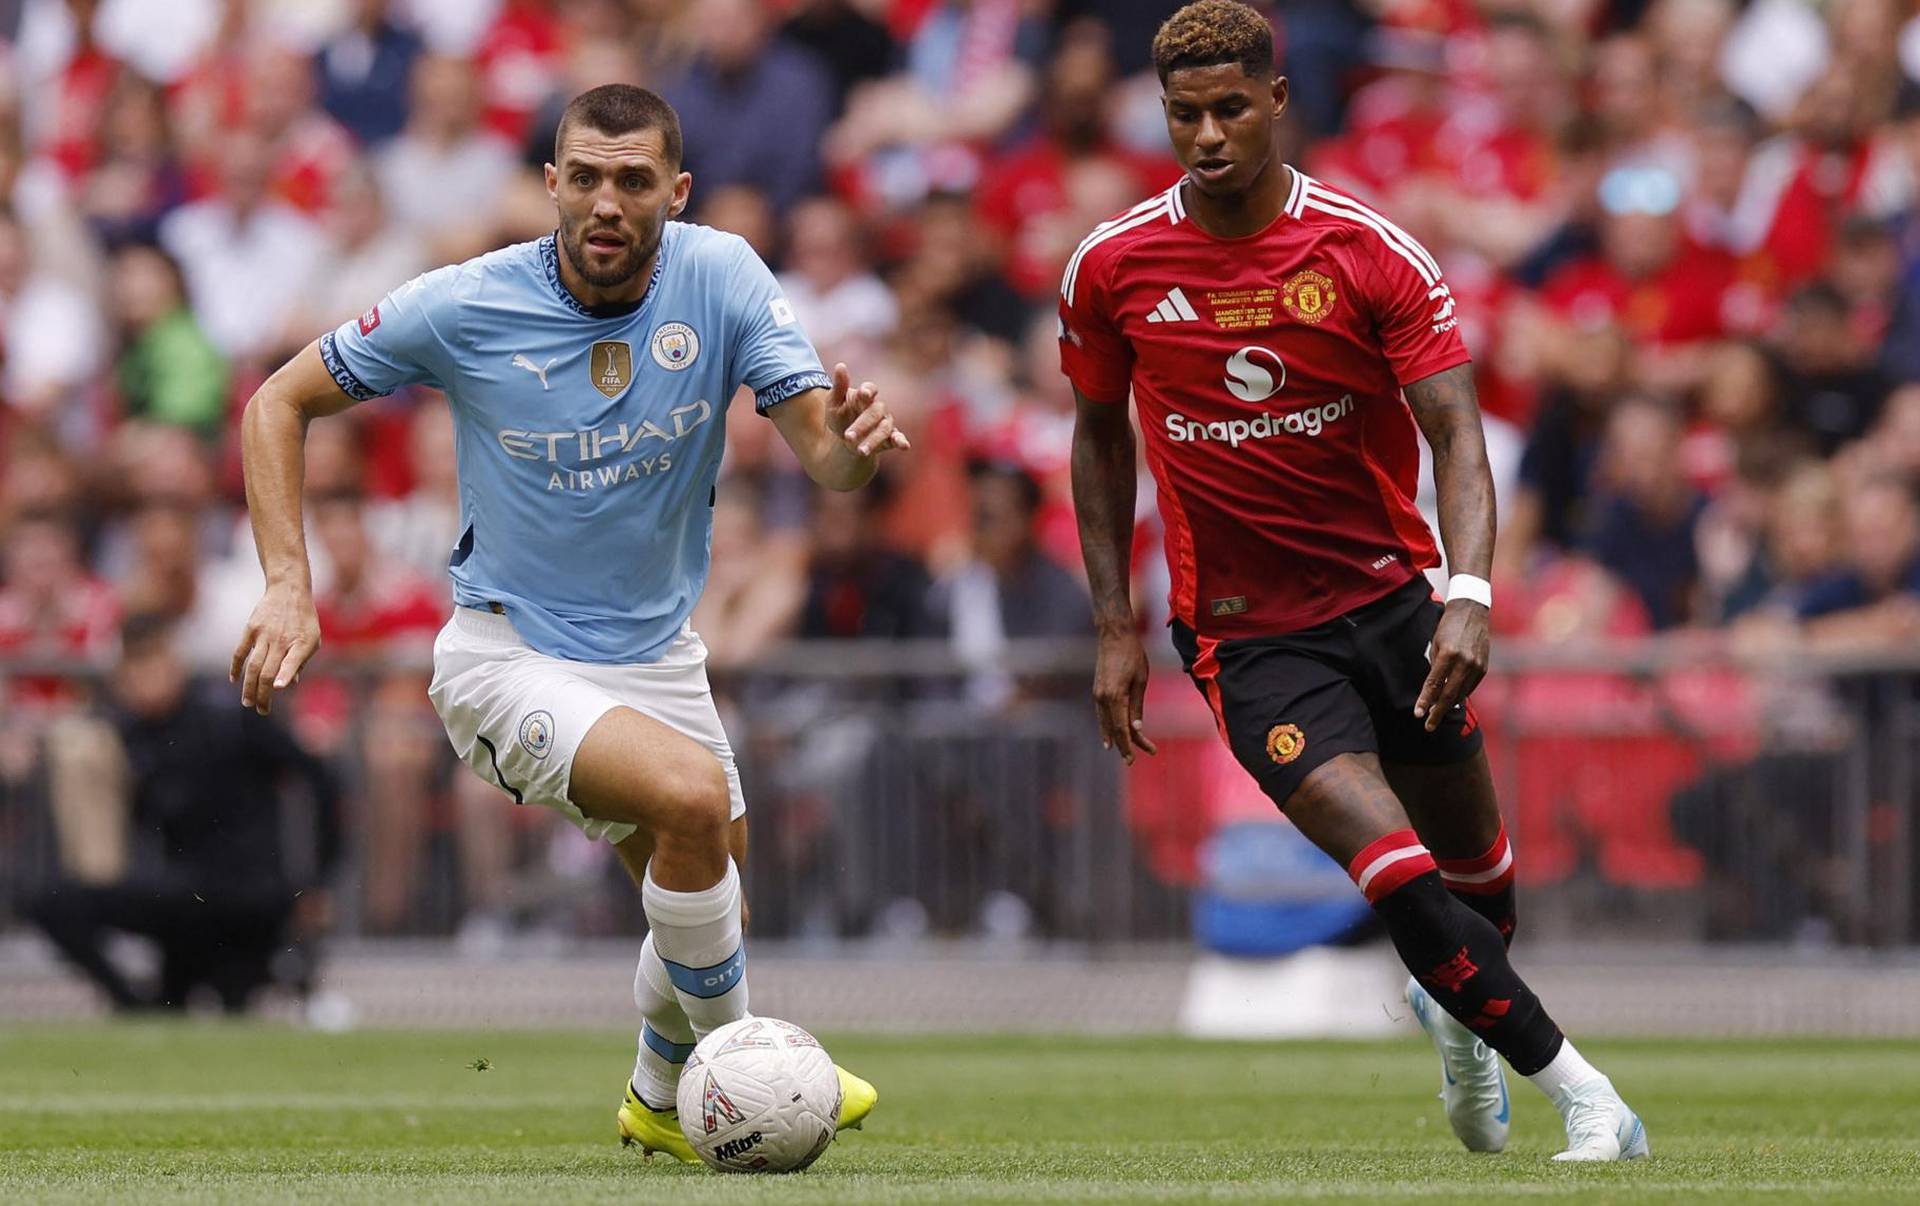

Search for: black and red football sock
xmin=1349 ymin=829 xmax=1562 ymax=1076
xmin=1436 ymin=822 xmax=1517 ymax=948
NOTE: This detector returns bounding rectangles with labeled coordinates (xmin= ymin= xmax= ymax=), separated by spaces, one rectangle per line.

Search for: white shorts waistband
xmin=448 ymin=605 xmax=707 ymax=668
xmin=451 ymin=605 xmax=523 ymax=645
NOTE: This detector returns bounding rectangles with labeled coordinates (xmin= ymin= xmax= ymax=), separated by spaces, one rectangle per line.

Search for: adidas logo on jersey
xmin=1145 ymin=287 xmax=1201 ymax=323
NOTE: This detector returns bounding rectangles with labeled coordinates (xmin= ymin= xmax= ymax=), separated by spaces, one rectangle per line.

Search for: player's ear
xmin=1271 ymin=75 xmax=1289 ymax=119
xmin=543 ymin=162 xmax=559 ymax=202
xmin=668 ymin=171 xmax=693 ymax=219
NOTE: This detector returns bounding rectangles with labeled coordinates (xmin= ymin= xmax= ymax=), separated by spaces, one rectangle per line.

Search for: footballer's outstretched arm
xmin=769 ymin=361 xmax=910 ymax=491
xmin=1403 ymin=361 xmax=1497 ymax=731
xmin=1071 ymin=386 xmax=1156 ymax=763
xmin=231 ymin=341 xmax=362 ymax=715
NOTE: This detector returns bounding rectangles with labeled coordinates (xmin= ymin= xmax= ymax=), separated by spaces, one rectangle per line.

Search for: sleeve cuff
xmin=319 ymin=332 xmax=385 ymax=402
xmin=753 ymin=369 xmax=832 ymax=415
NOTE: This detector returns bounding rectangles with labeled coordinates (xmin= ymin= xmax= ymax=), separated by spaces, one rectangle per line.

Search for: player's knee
xmin=651 ymin=756 xmax=731 ymax=847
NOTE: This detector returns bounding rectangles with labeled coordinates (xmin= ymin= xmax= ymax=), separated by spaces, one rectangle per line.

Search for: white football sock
xmin=641 ymin=857 xmax=749 ymax=1040
xmin=630 ymin=933 xmax=696 ymax=1110
xmin=1526 ymin=1038 xmax=1605 ymax=1103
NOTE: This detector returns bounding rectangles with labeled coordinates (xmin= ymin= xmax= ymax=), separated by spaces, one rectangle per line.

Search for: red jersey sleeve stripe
xmin=1301 ymin=186 xmax=1443 ymax=285
xmin=1302 ymin=179 xmax=1444 ymax=280
xmin=1060 ymin=192 xmax=1162 ymax=298
xmin=1062 ymin=189 xmax=1175 ymax=304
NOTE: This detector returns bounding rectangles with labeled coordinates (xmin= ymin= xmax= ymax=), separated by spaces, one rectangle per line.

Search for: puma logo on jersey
xmin=1145 ymin=286 xmax=1201 ymax=323
xmin=511 ymin=353 xmax=557 ymax=390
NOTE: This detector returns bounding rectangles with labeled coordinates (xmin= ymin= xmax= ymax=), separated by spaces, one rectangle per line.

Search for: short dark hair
xmin=554 ymin=84 xmax=683 ymax=168
xmin=1152 ymin=1 xmax=1274 ymax=85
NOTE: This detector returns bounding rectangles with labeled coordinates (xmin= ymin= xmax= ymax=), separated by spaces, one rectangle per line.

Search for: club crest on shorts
xmin=590 ymin=340 xmax=633 ymax=397
xmin=1266 ymin=722 xmax=1306 ymax=765
xmin=518 ymin=710 xmax=555 ymax=759
xmin=1282 ymin=269 xmax=1338 ymax=324
xmin=650 ymin=321 xmax=699 ymax=371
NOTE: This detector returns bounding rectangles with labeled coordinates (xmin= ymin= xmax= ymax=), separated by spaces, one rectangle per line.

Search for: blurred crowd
xmin=0 ymin=0 xmax=1917 ymax=957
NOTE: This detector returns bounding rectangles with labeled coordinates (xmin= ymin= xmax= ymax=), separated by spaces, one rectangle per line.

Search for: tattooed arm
xmin=1404 ymin=362 xmax=1497 ymax=731
xmin=1071 ymin=386 xmax=1156 ymax=763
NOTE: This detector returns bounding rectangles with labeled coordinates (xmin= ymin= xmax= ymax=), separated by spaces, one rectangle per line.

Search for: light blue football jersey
xmin=320 ymin=224 xmax=829 ymax=664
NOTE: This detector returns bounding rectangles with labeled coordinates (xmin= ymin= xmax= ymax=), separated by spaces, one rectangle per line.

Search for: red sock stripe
xmin=1347 ymin=829 xmax=1437 ymax=904
xmin=1436 ymin=824 xmax=1514 ymax=895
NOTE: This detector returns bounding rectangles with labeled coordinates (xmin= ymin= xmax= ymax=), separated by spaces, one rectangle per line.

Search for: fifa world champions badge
xmin=590 ymin=340 xmax=633 ymax=397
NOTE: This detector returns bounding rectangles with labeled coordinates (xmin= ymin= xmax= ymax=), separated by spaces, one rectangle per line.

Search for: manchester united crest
xmin=1282 ymin=270 xmax=1337 ymax=324
xmin=1266 ymin=723 xmax=1306 ymax=765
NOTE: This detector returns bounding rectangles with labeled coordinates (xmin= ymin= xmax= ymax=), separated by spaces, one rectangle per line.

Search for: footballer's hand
xmin=827 ymin=362 xmax=911 ymax=458
xmin=1415 ymin=599 xmax=1490 ymax=732
xmin=231 ymin=580 xmax=321 ymax=716
xmin=1093 ymin=627 xmax=1157 ymax=764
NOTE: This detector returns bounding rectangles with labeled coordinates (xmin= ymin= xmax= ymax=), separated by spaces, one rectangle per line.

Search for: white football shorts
xmin=427 ymin=606 xmax=746 ymax=844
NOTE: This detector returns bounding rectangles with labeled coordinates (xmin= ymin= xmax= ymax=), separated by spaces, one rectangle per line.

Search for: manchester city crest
xmin=519 ymin=710 xmax=555 ymax=759
xmin=650 ymin=321 xmax=700 ymax=371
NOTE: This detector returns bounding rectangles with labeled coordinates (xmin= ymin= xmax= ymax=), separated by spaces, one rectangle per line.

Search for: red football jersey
xmin=1058 ymin=172 xmax=1470 ymax=637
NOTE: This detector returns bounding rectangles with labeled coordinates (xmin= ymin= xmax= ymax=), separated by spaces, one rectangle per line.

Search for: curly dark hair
xmin=1151 ymin=1 xmax=1275 ymax=84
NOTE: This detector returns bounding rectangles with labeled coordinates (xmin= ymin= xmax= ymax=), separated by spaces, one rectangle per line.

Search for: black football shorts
xmin=1170 ymin=575 xmax=1484 ymax=811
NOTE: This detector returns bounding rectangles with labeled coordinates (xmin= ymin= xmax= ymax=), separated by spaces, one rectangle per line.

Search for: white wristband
xmin=1446 ymin=574 xmax=1493 ymax=609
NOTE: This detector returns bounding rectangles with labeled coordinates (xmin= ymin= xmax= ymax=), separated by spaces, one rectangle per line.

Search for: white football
xmin=676 ymin=1017 xmax=841 ymax=1173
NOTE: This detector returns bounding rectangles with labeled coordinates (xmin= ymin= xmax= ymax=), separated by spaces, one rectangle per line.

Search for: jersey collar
xmin=540 ymin=229 xmax=671 ymax=320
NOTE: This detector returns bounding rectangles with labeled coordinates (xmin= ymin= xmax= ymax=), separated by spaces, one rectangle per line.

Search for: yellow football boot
xmin=835 ymin=1064 xmax=877 ymax=1131
xmin=616 ymin=1083 xmax=700 ymax=1164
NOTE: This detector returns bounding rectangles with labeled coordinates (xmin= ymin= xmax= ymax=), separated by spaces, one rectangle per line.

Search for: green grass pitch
xmin=3 ymin=1025 xmax=1916 ymax=1203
